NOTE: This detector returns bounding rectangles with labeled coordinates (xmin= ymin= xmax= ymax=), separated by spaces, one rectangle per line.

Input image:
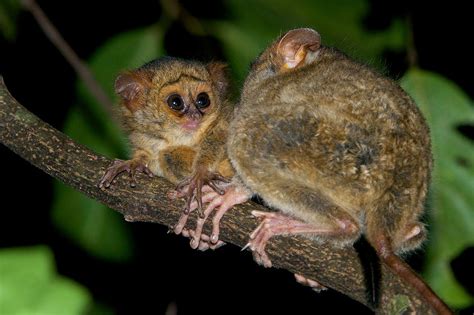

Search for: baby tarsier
xmin=98 ymin=57 xmax=235 ymax=249
xmin=181 ymin=28 xmax=451 ymax=314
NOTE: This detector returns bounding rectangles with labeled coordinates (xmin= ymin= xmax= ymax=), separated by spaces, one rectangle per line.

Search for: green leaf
xmin=0 ymin=246 xmax=91 ymax=315
xmin=52 ymin=26 xmax=164 ymax=262
xmin=210 ymin=0 xmax=405 ymax=81
xmin=53 ymin=178 xmax=135 ymax=262
xmin=401 ymin=69 xmax=474 ymax=308
xmin=0 ymin=0 xmax=21 ymax=40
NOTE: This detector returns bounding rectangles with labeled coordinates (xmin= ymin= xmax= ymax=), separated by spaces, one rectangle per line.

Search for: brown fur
xmin=116 ymin=57 xmax=234 ymax=184
xmin=227 ymin=28 xmax=449 ymax=314
xmin=230 ymin=32 xmax=431 ymax=252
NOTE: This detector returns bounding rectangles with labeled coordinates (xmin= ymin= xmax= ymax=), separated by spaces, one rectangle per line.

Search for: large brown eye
xmin=195 ymin=92 xmax=210 ymax=109
xmin=167 ymin=94 xmax=184 ymax=111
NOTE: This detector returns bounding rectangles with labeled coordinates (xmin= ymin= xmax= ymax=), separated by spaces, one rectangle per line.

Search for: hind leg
xmin=244 ymin=209 xmax=359 ymax=268
xmin=240 ymin=178 xmax=361 ymax=268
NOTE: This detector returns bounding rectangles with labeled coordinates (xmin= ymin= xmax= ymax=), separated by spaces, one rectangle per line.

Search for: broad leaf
xmin=209 ymin=0 xmax=405 ymax=81
xmin=0 ymin=246 xmax=91 ymax=315
xmin=401 ymin=69 xmax=474 ymax=307
xmin=52 ymin=26 xmax=164 ymax=262
xmin=0 ymin=0 xmax=21 ymax=40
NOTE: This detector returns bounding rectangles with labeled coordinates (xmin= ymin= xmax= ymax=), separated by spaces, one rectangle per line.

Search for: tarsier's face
xmin=115 ymin=58 xmax=227 ymax=138
xmin=150 ymin=74 xmax=218 ymax=132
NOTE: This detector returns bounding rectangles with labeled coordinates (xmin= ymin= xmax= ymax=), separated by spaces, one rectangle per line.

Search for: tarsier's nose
xmin=189 ymin=108 xmax=203 ymax=120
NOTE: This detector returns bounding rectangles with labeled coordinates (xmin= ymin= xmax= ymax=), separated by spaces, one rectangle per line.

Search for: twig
xmin=406 ymin=13 xmax=418 ymax=68
xmin=21 ymin=0 xmax=115 ymax=117
xmin=160 ymin=0 xmax=206 ymax=36
xmin=0 ymin=77 xmax=438 ymax=314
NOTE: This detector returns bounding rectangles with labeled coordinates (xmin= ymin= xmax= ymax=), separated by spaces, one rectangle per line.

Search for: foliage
xmin=51 ymin=26 xmax=163 ymax=262
xmin=401 ymin=70 xmax=474 ymax=307
xmin=0 ymin=246 xmax=91 ymax=315
xmin=0 ymin=0 xmax=20 ymax=40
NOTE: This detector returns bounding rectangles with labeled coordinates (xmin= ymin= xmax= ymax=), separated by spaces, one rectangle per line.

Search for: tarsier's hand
xmin=173 ymin=168 xmax=230 ymax=217
xmin=98 ymin=159 xmax=153 ymax=189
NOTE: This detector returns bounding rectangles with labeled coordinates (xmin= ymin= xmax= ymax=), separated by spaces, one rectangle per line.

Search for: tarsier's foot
xmin=172 ymin=185 xmax=217 ymax=234
xmin=174 ymin=168 xmax=230 ymax=217
xmin=244 ymin=211 xmax=333 ymax=268
xmin=294 ymin=274 xmax=328 ymax=292
xmin=173 ymin=184 xmax=251 ymax=250
xmin=180 ymin=228 xmax=226 ymax=251
xmin=98 ymin=159 xmax=153 ymax=189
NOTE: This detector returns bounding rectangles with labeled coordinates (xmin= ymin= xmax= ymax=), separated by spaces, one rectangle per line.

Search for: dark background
xmin=0 ymin=0 xmax=473 ymax=314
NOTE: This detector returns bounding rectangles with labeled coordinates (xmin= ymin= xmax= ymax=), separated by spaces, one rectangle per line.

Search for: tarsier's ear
xmin=276 ymin=28 xmax=321 ymax=70
xmin=115 ymin=72 xmax=147 ymax=112
xmin=206 ymin=62 xmax=230 ymax=97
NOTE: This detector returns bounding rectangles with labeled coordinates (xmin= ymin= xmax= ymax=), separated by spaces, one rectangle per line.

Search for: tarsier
xmin=98 ymin=57 xmax=234 ymax=249
xmin=178 ymin=28 xmax=451 ymax=314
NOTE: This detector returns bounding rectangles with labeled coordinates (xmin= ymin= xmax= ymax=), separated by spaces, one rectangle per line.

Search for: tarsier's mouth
xmin=182 ymin=119 xmax=200 ymax=131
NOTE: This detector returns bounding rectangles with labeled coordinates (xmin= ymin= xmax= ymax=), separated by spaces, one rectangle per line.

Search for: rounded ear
xmin=277 ymin=28 xmax=321 ymax=70
xmin=115 ymin=72 xmax=145 ymax=112
xmin=206 ymin=62 xmax=230 ymax=97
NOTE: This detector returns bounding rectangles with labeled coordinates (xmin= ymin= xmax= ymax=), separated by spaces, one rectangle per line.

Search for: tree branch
xmin=0 ymin=76 xmax=437 ymax=314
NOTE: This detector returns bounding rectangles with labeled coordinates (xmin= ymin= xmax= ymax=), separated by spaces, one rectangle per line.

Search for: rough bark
xmin=0 ymin=76 xmax=436 ymax=314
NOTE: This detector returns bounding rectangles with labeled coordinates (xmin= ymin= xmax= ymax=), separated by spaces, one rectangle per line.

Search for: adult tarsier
xmin=99 ymin=57 xmax=235 ymax=249
xmin=173 ymin=28 xmax=451 ymax=314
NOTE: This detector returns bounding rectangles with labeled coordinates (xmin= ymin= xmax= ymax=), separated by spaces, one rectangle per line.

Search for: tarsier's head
xmin=115 ymin=57 xmax=229 ymax=137
xmin=243 ymin=28 xmax=321 ymax=92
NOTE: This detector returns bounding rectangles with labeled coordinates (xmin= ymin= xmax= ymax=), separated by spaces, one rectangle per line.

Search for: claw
xmin=180 ymin=229 xmax=226 ymax=251
xmin=175 ymin=177 xmax=191 ymax=194
xmin=142 ymin=165 xmax=154 ymax=177
xmin=241 ymin=242 xmax=251 ymax=251
xmin=180 ymin=228 xmax=191 ymax=238
xmin=189 ymin=238 xmax=198 ymax=249
xmin=182 ymin=206 xmax=190 ymax=215
xmin=251 ymin=210 xmax=271 ymax=218
xmin=212 ymin=241 xmax=226 ymax=250
xmin=208 ymin=181 xmax=225 ymax=195
xmin=210 ymin=233 xmax=219 ymax=244
xmin=173 ymin=168 xmax=231 ymax=214
xmin=129 ymin=171 xmax=137 ymax=188
xmin=213 ymin=173 xmax=231 ymax=183
xmin=172 ymin=183 xmax=251 ymax=253
xmin=173 ymin=191 xmax=218 ymax=236
xmin=98 ymin=159 xmax=153 ymax=189
xmin=246 ymin=212 xmax=339 ymax=268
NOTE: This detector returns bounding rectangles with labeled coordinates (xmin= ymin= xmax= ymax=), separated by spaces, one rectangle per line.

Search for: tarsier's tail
xmin=374 ymin=235 xmax=453 ymax=315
